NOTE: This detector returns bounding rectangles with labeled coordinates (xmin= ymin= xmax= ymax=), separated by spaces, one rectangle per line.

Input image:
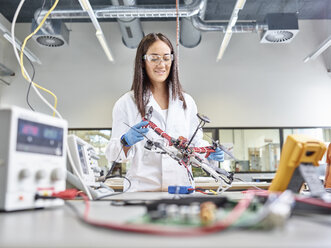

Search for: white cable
xmin=10 ymin=0 xmax=62 ymax=119
xmin=11 ymin=0 xmax=93 ymax=200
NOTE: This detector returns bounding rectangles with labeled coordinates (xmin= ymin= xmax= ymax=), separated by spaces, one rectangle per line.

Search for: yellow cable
xmin=34 ymin=83 xmax=58 ymax=112
xmin=209 ymin=189 xmax=218 ymax=195
xmin=19 ymin=0 xmax=59 ymax=116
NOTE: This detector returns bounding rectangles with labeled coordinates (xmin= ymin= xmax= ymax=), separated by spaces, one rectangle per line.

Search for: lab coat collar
xmin=145 ymin=84 xmax=184 ymax=127
xmin=145 ymin=84 xmax=183 ymax=112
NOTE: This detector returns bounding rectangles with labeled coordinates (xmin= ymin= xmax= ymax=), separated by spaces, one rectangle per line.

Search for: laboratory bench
xmin=0 ymin=192 xmax=330 ymax=248
xmin=105 ymin=177 xmax=271 ymax=191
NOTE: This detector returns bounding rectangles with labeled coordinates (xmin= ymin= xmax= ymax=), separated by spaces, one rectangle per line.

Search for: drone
xmin=138 ymin=106 xmax=236 ymax=194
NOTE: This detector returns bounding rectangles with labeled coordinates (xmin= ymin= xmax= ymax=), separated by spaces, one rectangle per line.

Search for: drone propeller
xmin=187 ymin=113 xmax=210 ymax=147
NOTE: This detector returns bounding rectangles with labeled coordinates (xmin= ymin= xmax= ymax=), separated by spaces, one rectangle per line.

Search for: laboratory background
xmin=0 ymin=0 xmax=331 ymax=247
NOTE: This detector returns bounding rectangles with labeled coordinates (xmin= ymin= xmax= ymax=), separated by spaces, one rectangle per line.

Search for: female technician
xmin=106 ymin=33 xmax=224 ymax=192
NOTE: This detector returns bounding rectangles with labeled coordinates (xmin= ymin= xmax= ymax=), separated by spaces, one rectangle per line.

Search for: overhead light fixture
xmin=78 ymin=0 xmax=114 ymax=62
xmin=3 ymin=33 xmax=41 ymax=64
xmin=303 ymin=36 xmax=331 ymax=63
xmin=216 ymin=0 xmax=246 ymax=62
xmin=96 ymin=30 xmax=113 ymax=61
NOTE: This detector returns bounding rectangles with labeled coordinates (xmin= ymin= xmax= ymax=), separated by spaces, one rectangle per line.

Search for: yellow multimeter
xmin=269 ymin=134 xmax=326 ymax=194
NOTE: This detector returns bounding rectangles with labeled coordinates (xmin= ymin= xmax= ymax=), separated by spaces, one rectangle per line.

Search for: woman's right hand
xmin=121 ymin=121 xmax=149 ymax=147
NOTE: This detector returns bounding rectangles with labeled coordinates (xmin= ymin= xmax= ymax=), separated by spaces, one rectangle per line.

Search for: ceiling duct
xmin=260 ymin=13 xmax=299 ymax=43
xmin=111 ymin=0 xmax=144 ymax=49
xmin=32 ymin=19 xmax=69 ymax=47
xmin=180 ymin=0 xmax=204 ymax=48
xmin=33 ymin=0 xmax=203 ymax=50
xmin=35 ymin=0 xmax=203 ymax=24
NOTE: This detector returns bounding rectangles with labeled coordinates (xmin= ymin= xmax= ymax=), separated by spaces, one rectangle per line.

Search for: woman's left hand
xmin=207 ymin=147 xmax=224 ymax=162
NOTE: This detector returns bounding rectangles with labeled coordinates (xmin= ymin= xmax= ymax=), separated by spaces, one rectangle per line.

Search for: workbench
xmin=0 ymin=192 xmax=330 ymax=248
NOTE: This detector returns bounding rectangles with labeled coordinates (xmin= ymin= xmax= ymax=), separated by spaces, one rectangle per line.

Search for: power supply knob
xmin=19 ymin=169 xmax=31 ymax=180
xmin=51 ymin=168 xmax=65 ymax=181
xmin=36 ymin=170 xmax=47 ymax=180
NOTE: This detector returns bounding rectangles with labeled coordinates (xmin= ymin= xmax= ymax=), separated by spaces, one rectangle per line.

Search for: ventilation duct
xmin=35 ymin=0 xmax=203 ymax=25
xmin=260 ymin=13 xmax=299 ymax=43
xmin=34 ymin=0 xmax=203 ymax=49
xmin=111 ymin=0 xmax=144 ymax=49
xmin=32 ymin=19 xmax=69 ymax=47
xmin=180 ymin=0 xmax=204 ymax=48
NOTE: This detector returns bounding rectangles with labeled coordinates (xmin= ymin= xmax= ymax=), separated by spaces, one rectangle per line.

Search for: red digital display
xmin=21 ymin=124 xmax=39 ymax=136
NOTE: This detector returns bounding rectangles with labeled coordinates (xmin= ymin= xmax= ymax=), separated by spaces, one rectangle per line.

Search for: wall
xmin=0 ymin=20 xmax=331 ymax=128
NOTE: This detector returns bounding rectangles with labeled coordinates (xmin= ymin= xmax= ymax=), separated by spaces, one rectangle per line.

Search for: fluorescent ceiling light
xmin=3 ymin=32 xmax=41 ymax=64
xmin=303 ymin=36 xmax=331 ymax=63
xmin=216 ymin=0 xmax=246 ymax=62
xmin=235 ymin=0 xmax=246 ymax=10
xmin=96 ymin=30 xmax=114 ymax=62
xmin=78 ymin=0 xmax=114 ymax=62
xmin=216 ymin=32 xmax=233 ymax=62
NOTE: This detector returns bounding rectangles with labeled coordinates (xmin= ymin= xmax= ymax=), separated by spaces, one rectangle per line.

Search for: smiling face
xmin=144 ymin=40 xmax=172 ymax=87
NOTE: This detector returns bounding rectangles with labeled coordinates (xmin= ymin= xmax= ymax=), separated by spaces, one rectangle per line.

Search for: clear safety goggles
xmin=143 ymin=54 xmax=174 ymax=65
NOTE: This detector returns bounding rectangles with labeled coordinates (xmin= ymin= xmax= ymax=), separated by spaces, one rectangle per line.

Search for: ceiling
xmin=0 ymin=0 xmax=330 ymax=24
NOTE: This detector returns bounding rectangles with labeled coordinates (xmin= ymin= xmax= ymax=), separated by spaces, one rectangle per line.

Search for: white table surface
xmin=0 ymin=192 xmax=330 ymax=248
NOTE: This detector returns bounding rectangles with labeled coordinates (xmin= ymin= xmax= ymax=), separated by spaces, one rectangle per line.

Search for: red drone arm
xmin=143 ymin=118 xmax=216 ymax=158
xmin=193 ymin=146 xmax=216 ymax=158
xmin=143 ymin=118 xmax=173 ymax=145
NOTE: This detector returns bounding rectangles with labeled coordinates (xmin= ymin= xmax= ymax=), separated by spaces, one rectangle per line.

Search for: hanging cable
xmin=11 ymin=0 xmax=62 ymax=118
xmin=19 ymin=0 xmax=59 ymax=116
xmin=23 ymin=0 xmax=47 ymax=112
xmin=22 ymin=47 xmax=35 ymax=111
xmin=176 ymin=0 xmax=180 ymax=70
xmin=11 ymin=0 xmax=93 ymax=200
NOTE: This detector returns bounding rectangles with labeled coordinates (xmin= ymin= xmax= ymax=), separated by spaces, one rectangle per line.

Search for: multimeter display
xmin=16 ymin=118 xmax=64 ymax=156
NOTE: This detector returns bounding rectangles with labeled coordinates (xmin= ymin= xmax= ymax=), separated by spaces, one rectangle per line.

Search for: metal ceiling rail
xmin=35 ymin=0 xmax=204 ymax=24
xmin=191 ymin=15 xmax=268 ymax=33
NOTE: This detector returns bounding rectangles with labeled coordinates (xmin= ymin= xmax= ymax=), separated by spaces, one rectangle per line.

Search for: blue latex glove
xmin=122 ymin=121 xmax=149 ymax=146
xmin=207 ymin=147 xmax=225 ymax=162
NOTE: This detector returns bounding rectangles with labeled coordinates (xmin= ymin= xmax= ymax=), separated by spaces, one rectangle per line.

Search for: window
xmin=218 ymin=129 xmax=280 ymax=173
xmin=68 ymin=126 xmax=331 ymax=177
xmin=68 ymin=129 xmax=111 ymax=168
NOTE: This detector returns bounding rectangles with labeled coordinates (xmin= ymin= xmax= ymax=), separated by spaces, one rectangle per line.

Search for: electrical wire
xmin=66 ymin=191 xmax=255 ymax=236
xmin=188 ymin=187 xmax=217 ymax=195
xmin=11 ymin=0 xmax=62 ymax=118
xmin=19 ymin=0 xmax=59 ymax=117
xmin=175 ymin=0 xmax=180 ymax=69
xmin=21 ymin=45 xmax=35 ymax=111
xmin=11 ymin=0 xmax=94 ymax=201
xmin=96 ymin=176 xmax=132 ymax=200
xmin=23 ymin=0 xmax=47 ymax=111
xmin=103 ymin=146 xmax=123 ymax=182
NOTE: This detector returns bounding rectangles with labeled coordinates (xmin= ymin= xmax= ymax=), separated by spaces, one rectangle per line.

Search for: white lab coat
xmin=106 ymin=89 xmax=209 ymax=192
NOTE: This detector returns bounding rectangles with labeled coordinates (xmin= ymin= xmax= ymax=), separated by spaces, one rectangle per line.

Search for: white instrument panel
xmin=0 ymin=106 xmax=67 ymax=211
xmin=67 ymin=135 xmax=100 ymax=187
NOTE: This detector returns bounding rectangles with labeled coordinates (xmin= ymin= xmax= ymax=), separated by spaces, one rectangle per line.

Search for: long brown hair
xmin=131 ymin=33 xmax=187 ymax=117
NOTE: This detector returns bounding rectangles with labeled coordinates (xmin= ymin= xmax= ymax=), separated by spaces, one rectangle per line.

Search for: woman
xmin=106 ymin=33 xmax=224 ymax=192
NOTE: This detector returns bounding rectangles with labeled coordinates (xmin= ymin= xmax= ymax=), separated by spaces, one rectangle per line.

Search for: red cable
xmin=78 ymin=191 xmax=254 ymax=236
xmin=78 ymin=192 xmax=90 ymax=219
